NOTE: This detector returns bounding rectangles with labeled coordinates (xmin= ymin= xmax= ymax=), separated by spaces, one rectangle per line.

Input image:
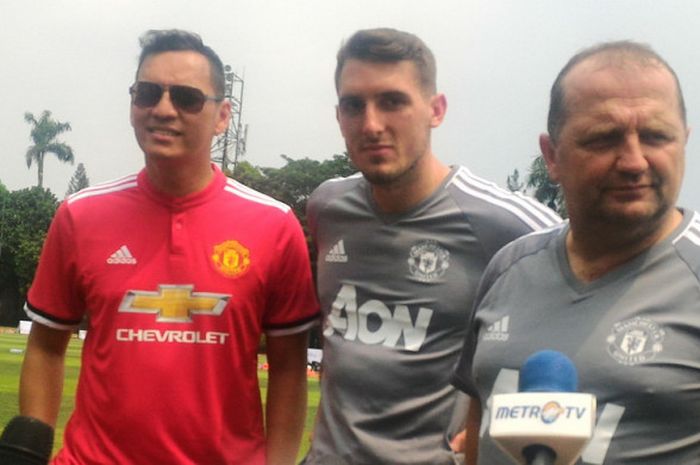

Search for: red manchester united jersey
xmin=26 ymin=165 xmax=319 ymax=464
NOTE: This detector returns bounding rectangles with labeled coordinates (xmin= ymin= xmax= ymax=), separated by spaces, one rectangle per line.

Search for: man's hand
xmin=450 ymin=429 xmax=467 ymax=453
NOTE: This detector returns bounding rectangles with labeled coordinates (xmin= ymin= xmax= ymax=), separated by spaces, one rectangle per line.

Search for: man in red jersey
xmin=2 ymin=30 xmax=319 ymax=465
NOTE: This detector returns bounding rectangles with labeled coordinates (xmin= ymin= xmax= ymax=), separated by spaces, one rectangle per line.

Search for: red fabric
xmin=28 ymin=166 xmax=319 ymax=464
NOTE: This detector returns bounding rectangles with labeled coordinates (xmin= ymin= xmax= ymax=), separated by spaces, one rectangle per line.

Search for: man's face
xmin=130 ymin=50 xmax=229 ymax=164
xmin=336 ymin=59 xmax=445 ymax=186
xmin=541 ymin=58 xmax=688 ymax=233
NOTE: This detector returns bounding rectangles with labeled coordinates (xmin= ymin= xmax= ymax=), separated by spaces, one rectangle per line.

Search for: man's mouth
xmin=149 ymin=127 xmax=180 ymax=136
xmin=605 ymin=183 xmax=656 ymax=199
xmin=362 ymin=143 xmax=392 ymax=152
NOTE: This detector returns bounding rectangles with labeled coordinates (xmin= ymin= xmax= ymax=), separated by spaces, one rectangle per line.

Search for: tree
xmin=66 ymin=163 xmax=90 ymax=197
xmin=0 ymin=187 xmax=58 ymax=325
xmin=508 ymin=156 xmax=567 ymax=218
xmin=230 ymin=153 xmax=356 ymax=224
xmin=525 ymin=155 xmax=566 ymax=217
xmin=506 ymin=168 xmax=524 ymax=192
xmin=24 ymin=110 xmax=75 ymax=188
xmin=230 ymin=160 xmax=266 ymax=189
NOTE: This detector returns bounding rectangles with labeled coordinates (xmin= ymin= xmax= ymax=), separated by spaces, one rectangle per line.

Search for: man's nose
xmin=151 ymin=89 xmax=178 ymax=118
xmin=361 ymin=103 xmax=384 ymax=135
xmin=616 ymin=134 xmax=648 ymax=174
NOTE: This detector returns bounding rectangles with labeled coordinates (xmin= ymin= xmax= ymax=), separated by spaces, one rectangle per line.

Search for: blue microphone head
xmin=518 ymin=350 xmax=578 ymax=393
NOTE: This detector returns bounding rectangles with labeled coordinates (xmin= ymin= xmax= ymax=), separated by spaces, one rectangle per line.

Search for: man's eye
xmin=640 ymin=131 xmax=672 ymax=145
xmin=339 ymin=99 xmax=364 ymax=116
xmin=378 ymin=95 xmax=406 ymax=111
xmin=579 ymin=132 xmax=621 ymax=150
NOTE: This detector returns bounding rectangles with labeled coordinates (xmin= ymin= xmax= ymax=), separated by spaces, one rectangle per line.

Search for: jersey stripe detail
xmin=224 ymin=180 xmax=290 ymax=213
xmin=24 ymin=303 xmax=82 ymax=331
xmin=452 ymin=167 xmax=560 ymax=224
xmin=70 ymin=173 xmax=137 ymax=195
xmin=324 ymin=172 xmax=363 ymax=184
xmin=453 ymin=167 xmax=561 ymax=225
xmin=580 ymin=403 xmax=626 ymax=464
xmin=67 ymin=174 xmax=138 ymax=204
xmin=673 ymin=211 xmax=700 ymax=246
xmin=449 ymin=168 xmax=559 ymax=230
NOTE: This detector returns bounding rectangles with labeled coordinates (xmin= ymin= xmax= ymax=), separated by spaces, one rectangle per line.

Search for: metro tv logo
xmin=495 ymin=401 xmax=589 ymax=424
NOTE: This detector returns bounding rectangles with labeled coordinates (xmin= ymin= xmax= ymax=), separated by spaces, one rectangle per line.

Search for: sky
xmin=1 ymin=0 xmax=698 ymax=210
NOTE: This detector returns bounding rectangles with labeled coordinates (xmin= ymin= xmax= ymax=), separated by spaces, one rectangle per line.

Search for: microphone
xmin=0 ymin=416 xmax=54 ymax=465
xmin=489 ymin=350 xmax=596 ymax=465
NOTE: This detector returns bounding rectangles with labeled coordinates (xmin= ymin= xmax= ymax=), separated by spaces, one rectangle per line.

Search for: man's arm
xmin=19 ymin=322 xmax=72 ymax=427
xmin=265 ymin=331 xmax=309 ymax=465
xmin=464 ymin=396 xmax=482 ymax=465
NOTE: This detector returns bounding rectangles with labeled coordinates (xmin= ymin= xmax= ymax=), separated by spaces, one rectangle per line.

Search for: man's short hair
xmin=335 ymin=28 xmax=437 ymax=94
xmin=136 ymin=29 xmax=226 ymax=97
xmin=547 ymin=40 xmax=686 ymax=142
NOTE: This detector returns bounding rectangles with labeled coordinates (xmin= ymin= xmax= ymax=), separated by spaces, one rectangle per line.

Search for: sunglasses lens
xmin=130 ymin=82 xmax=211 ymax=113
xmin=170 ymin=86 xmax=206 ymax=113
xmin=131 ymin=82 xmax=163 ymax=108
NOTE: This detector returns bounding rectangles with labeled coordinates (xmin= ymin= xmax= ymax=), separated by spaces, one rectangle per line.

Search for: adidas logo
xmin=483 ymin=316 xmax=510 ymax=342
xmin=325 ymin=239 xmax=348 ymax=263
xmin=107 ymin=245 xmax=137 ymax=265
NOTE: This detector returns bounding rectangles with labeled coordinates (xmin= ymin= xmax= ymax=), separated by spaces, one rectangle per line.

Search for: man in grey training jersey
xmin=454 ymin=41 xmax=700 ymax=464
xmin=303 ymin=28 xmax=560 ymax=465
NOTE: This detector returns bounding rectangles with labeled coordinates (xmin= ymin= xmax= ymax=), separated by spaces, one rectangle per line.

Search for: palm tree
xmin=24 ymin=110 xmax=75 ymax=188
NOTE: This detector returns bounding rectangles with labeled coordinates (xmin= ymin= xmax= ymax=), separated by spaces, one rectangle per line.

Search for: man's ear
xmin=429 ymin=93 xmax=447 ymax=128
xmin=539 ymin=133 xmax=560 ymax=183
xmin=214 ymin=100 xmax=232 ymax=135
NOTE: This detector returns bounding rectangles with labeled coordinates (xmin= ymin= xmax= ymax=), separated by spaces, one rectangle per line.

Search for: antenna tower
xmin=212 ymin=65 xmax=248 ymax=175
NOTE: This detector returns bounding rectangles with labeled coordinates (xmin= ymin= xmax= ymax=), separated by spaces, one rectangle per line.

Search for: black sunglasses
xmin=129 ymin=81 xmax=223 ymax=113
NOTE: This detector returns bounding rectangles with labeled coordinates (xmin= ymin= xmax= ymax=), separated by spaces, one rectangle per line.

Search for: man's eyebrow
xmin=378 ymin=90 xmax=410 ymax=98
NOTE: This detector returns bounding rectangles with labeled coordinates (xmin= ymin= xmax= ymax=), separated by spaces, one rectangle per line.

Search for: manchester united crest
xmin=407 ymin=240 xmax=450 ymax=283
xmin=212 ymin=240 xmax=251 ymax=278
xmin=606 ymin=317 xmax=665 ymax=366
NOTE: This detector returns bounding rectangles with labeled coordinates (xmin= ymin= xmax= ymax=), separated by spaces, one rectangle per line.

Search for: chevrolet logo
xmin=119 ymin=285 xmax=230 ymax=323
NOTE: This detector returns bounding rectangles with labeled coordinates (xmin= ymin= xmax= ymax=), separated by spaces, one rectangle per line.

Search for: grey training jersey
xmin=454 ymin=209 xmax=700 ymax=465
xmin=305 ymin=166 xmax=560 ymax=465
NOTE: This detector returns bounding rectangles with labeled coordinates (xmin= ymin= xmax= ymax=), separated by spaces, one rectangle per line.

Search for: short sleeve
xmin=25 ymin=202 xmax=85 ymax=329
xmin=262 ymin=210 xmax=320 ymax=336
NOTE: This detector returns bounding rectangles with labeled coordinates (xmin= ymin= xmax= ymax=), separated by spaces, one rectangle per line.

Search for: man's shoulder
xmin=64 ymin=173 xmax=140 ymax=211
xmin=312 ymin=172 xmax=363 ymax=197
xmin=671 ymin=209 xmax=700 ymax=279
xmin=221 ymin=177 xmax=291 ymax=215
xmin=444 ymin=166 xmax=561 ymax=232
xmin=486 ymin=224 xmax=564 ymax=277
xmin=308 ymin=172 xmax=364 ymax=213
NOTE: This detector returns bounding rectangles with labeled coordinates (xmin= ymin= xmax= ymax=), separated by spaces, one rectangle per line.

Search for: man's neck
xmin=145 ymin=158 xmax=214 ymax=197
xmin=371 ymin=155 xmax=450 ymax=214
xmin=565 ymin=209 xmax=683 ymax=283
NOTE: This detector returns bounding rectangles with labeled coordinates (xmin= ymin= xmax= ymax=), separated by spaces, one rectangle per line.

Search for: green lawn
xmin=0 ymin=332 xmax=320 ymax=461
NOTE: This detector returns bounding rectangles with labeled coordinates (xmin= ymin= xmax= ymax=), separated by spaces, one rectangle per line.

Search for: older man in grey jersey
xmin=454 ymin=41 xmax=700 ymax=465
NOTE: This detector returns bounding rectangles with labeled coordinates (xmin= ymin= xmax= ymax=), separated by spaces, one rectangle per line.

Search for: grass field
xmin=0 ymin=332 xmax=320 ymax=461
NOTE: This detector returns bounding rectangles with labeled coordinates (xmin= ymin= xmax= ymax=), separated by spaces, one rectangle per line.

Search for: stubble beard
xmin=355 ymin=137 xmax=428 ymax=189
xmin=582 ymin=183 xmax=674 ymax=245
xmin=362 ymin=156 xmax=423 ymax=189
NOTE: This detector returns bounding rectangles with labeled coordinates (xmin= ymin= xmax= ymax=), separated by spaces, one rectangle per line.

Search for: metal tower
xmin=211 ymin=65 xmax=248 ymax=175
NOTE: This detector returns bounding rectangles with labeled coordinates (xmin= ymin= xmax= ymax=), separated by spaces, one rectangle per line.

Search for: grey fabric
xmin=305 ymin=166 xmax=560 ymax=465
xmin=454 ymin=209 xmax=700 ymax=465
